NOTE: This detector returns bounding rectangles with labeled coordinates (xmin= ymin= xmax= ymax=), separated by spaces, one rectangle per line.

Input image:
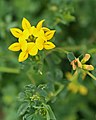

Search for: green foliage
xmin=17 ymin=84 xmax=56 ymax=120
xmin=67 ymin=52 xmax=75 ymax=62
xmin=1 ymin=0 xmax=96 ymax=120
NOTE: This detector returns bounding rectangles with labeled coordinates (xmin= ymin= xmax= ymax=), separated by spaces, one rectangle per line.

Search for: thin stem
xmin=86 ymin=71 xmax=96 ymax=80
xmin=45 ymin=45 xmax=84 ymax=57
xmin=46 ymin=82 xmax=64 ymax=102
xmin=45 ymin=47 xmax=69 ymax=56
xmin=54 ymin=83 xmax=64 ymax=97
xmin=27 ymin=71 xmax=36 ymax=84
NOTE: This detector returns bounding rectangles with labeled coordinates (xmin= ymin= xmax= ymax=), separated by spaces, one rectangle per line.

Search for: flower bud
xmin=82 ymin=65 xmax=94 ymax=71
xmin=81 ymin=54 xmax=90 ymax=64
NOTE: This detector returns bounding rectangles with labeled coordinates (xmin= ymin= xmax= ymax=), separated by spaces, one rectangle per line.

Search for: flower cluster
xmin=8 ymin=18 xmax=55 ymax=62
xmin=66 ymin=72 xmax=88 ymax=95
xmin=71 ymin=54 xmax=94 ymax=71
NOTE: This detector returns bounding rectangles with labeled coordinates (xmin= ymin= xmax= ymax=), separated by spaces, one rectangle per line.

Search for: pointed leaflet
xmin=67 ymin=52 xmax=75 ymax=62
xmin=22 ymin=18 xmax=31 ymax=30
xmin=10 ymin=28 xmax=22 ymax=38
xmin=8 ymin=42 xmax=21 ymax=51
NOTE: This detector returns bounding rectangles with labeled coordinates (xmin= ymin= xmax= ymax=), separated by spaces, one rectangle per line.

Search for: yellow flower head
xmin=8 ymin=18 xmax=56 ymax=62
xmin=68 ymin=82 xmax=88 ymax=95
xmin=66 ymin=72 xmax=88 ymax=95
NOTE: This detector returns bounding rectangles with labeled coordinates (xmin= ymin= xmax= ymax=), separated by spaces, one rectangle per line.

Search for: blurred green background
xmin=0 ymin=0 xmax=96 ymax=120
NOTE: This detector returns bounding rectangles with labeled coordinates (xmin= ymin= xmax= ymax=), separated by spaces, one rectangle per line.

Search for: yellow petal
xmin=22 ymin=18 xmax=31 ymax=30
xmin=19 ymin=29 xmax=29 ymax=41
xmin=45 ymin=30 xmax=55 ymax=40
xmin=10 ymin=28 xmax=22 ymax=38
xmin=36 ymin=20 xmax=45 ymax=31
xmin=38 ymin=30 xmax=46 ymax=40
xmin=8 ymin=42 xmax=21 ymax=51
xmin=18 ymin=51 xmax=28 ymax=62
xmin=68 ymin=83 xmax=78 ymax=93
xmin=32 ymin=27 xmax=38 ymax=37
xmin=42 ymin=27 xmax=50 ymax=32
xmin=28 ymin=26 xmax=35 ymax=35
xmin=19 ymin=40 xmax=27 ymax=51
xmin=36 ymin=38 xmax=44 ymax=50
xmin=27 ymin=42 xmax=35 ymax=51
xmin=23 ymin=29 xmax=29 ymax=39
xmin=44 ymin=42 xmax=55 ymax=50
xmin=28 ymin=44 xmax=38 ymax=56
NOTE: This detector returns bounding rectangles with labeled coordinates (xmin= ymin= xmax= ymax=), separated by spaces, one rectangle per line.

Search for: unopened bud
xmin=81 ymin=54 xmax=90 ymax=64
xmin=82 ymin=65 xmax=94 ymax=71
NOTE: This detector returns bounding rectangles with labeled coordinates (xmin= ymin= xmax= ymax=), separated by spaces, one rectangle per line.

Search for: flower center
xmin=26 ymin=35 xmax=37 ymax=43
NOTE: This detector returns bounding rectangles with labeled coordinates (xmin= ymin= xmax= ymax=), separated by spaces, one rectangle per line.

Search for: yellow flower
xmin=79 ymin=85 xmax=88 ymax=95
xmin=68 ymin=83 xmax=88 ymax=95
xmin=18 ymin=43 xmax=38 ymax=62
xmin=66 ymin=72 xmax=88 ymax=95
xmin=9 ymin=18 xmax=56 ymax=62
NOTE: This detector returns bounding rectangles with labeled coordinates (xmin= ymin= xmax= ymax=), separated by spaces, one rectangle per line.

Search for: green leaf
xmin=47 ymin=105 xmax=56 ymax=120
xmin=51 ymin=54 xmax=61 ymax=64
xmin=55 ymin=68 xmax=63 ymax=80
xmin=67 ymin=52 xmax=75 ymax=62
xmin=32 ymin=114 xmax=44 ymax=120
xmin=18 ymin=92 xmax=26 ymax=101
xmin=63 ymin=12 xmax=75 ymax=23
xmin=17 ymin=102 xmax=29 ymax=116
xmin=46 ymin=111 xmax=50 ymax=120
xmin=25 ymin=114 xmax=33 ymax=120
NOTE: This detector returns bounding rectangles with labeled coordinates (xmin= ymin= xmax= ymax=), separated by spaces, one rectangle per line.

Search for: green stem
xmin=45 ymin=45 xmax=84 ymax=57
xmin=86 ymin=71 xmax=96 ymax=80
xmin=0 ymin=67 xmax=20 ymax=74
xmin=54 ymin=83 xmax=64 ymax=97
xmin=47 ymin=82 xmax=64 ymax=102
xmin=27 ymin=71 xmax=36 ymax=84
xmin=45 ymin=47 xmax=69 ymax=56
